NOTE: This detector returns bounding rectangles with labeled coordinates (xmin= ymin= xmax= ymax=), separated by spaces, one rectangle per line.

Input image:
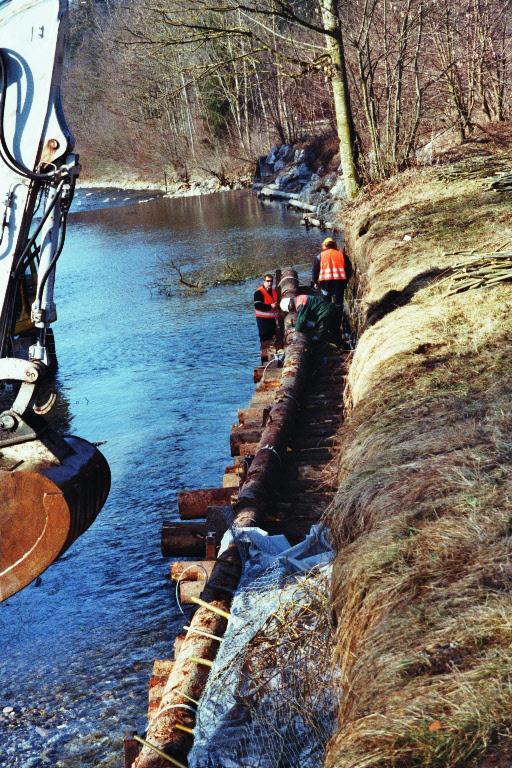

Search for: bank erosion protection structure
xmin=125 ymin=269 xmax=349 ymax=768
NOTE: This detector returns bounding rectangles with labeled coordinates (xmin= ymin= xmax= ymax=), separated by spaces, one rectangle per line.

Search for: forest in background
xmin=65 ymin=0 xmax=511 ymax=191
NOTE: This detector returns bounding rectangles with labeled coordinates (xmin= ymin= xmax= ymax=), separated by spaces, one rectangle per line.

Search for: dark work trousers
xmin=318 ymin=280 xmax=346 ymax=309
xmin=256 ymin=316 xmax=277 ymax=342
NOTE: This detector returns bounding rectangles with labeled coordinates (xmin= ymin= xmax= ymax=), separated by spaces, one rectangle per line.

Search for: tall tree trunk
xmin=320 ymin=0 xmax=360 ymax=199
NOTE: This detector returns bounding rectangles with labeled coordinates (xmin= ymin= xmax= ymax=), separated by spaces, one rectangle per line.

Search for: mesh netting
xmin=189 ymin=526 xmax=340 ymax=768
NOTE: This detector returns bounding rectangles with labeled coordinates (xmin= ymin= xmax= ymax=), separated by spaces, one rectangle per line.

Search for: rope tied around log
xmin=275 ymin=390 xmax=301 ymax=408
xmin=154 ymin=703 xmax=197 ymax=722
xmin=256 ymin=444 xmax=282 ymax=464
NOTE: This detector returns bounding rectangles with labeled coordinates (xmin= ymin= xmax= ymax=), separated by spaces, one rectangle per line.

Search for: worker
xmin=254 ymin=273 xmax=280 ymax=362
xmin=280 ymin=294 xmax=343 ymax=345
xmin=312 ymin=236 xmax=352 ymax=310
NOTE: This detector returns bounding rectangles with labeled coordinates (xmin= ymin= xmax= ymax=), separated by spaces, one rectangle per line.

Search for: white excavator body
xmin=0 ymin=0 xmax=111 ymax=602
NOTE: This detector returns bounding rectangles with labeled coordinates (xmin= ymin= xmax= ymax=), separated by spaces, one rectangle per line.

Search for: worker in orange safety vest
xmin=254 ymin=273 xmax=280 ymax=362
xmin=311 ymin=236 xmax=352 ymax=310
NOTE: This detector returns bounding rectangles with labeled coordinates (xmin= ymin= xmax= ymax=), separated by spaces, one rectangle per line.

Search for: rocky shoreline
xmin=254 ymin=137 xmax=345 ymax=232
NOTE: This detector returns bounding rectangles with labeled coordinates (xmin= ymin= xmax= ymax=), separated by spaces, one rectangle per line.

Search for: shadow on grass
xmin=364 ymin=267 xmax=446 ymax=328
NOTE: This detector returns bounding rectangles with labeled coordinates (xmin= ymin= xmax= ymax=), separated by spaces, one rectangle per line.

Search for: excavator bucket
xmin=0 ymin=432 xmax=110 ymax=602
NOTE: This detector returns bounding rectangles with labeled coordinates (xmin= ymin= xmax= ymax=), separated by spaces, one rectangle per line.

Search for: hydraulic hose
xmin=12 ymin=179 xmax=66 ymax=277
xmin=0 ymin=49 xmax=60 ymax=181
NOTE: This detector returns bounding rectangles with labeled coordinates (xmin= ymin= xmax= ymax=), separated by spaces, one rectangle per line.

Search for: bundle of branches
xmin=438 ymin=249 xmax=512 ymax=295
xmin=490 ymin=172 xmax=512 ymax=192
xmin=436 ymin=154 xmax=512 ymax=182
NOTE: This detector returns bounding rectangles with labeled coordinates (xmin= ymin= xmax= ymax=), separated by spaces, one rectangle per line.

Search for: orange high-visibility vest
xmin=318 ymin=248 xmax=347 ymax=282
xmin=255 ymin=285 xmax=279 ymax=318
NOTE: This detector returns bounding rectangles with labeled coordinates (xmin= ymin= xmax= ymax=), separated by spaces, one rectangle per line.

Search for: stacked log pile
xmin=126 ymin=269 xmax=349 ymax=768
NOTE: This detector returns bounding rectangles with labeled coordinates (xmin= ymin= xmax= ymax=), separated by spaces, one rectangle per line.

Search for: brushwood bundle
xmin=439 ymin=250 xmax=512 ymax=295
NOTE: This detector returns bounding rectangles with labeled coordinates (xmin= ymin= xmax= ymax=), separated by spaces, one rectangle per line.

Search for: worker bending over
xmin=254 ymin=273 xmax=280 ymax=362
xmin=280 ymin=294 xmax=342 ymax=346
xmin=312 ymin=236 xmax=352 ymax=311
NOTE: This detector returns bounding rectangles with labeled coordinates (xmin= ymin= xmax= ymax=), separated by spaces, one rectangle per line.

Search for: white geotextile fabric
xmin=188 ymin=524 xmax=336 ymax=768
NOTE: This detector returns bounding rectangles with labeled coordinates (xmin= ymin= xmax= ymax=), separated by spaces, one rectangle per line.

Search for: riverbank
xmin=325 ymin=132 xmax=512 ymax=766
xmin=77 ymin=174 xmax=251 ymax=196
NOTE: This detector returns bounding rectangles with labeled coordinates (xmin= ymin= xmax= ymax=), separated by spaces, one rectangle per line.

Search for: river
xmin=0 ymin=189 xmax=318 ymax=767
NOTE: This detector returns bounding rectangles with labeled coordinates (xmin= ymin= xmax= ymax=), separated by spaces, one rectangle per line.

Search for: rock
xmin=2 ymin=706 xmax=14 ymax=716
xmin=329 ymin=177 xmax=347 ymax=200
xmin=322 ymin=172 xmax=338 ymax=190
xmin=266 ymin=145 xmax=278 ymax=165
xmin=297 ymin=162 xmax=312 ymax=180
xmin=317 ymin=199 xmax=335 ymax=218
xmin=308 ymin=174 xmax=324 ymax=193
xmin=276 ymin=166 xmax=298 ymax=190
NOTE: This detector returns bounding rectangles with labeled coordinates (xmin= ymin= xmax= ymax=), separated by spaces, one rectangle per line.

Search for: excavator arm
xmin=0 ymin=0 xmax=110 ymax=601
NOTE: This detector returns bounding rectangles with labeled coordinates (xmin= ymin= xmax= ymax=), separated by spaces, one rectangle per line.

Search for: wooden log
xmin=124 ymin=732 xmax=141 ymax=768
xmin=279 ymin=269 xmax=299 ymax=299
xmin=248 ymin=391 xmax=278 ymax=406
xmin=253 ymin=365 xmax=281 ymax=383
xmin=223 ymin=464 xmax=243 ymax=478
xmin=301 ymin=215 xmax=337 ymax=231
xmin=258 ymin=185 xmax=298 ymax=200
xmin=162 ymin=504 xmax=235 ymax=556
xmin=223 ymin=473 xmax=240 ymax=488
xmin=296 ymin=465 xmax=328 ymax=481
xmin=170 ymin=561 xmax=217 ymax=581
xmin=238 ymin=406 xmax=266 ymax=425
xmin=179 ymin=580 xmax=205 ymax=604
xmin=230 ymin=425 xmax=262 ymax=456
xmin=174 ymin=634 xmax=186 ymax=658
xmin=256 ymin=378 xmax=280 ymax=391
xmin=148 ymin=661 xmax=175 ymax=720
xmin=161 ymin=521 xmax=209 ymax=557
xmin=222 ymin=464 xmax=246 ymax=486
xmin=134 ymin=546 xmax=242 ymax=768
xmin=280 ymin=268 xmax=300 ymax=346
xmin=162 ymin=506 xmax=234 ymax=557
xmin=239 ymin=442 xmax=259 ymax=457
xmin=152 ymin=659 xmax=175 ymax=677
xmin=135 ymin=269 xmax=315 ymax=768
xmin=235 ymin=332 xmax=313 ymax=527
xmin=287 ymin=199 xmax=317 ymax=212
xmin=178 ymin=487 xmax=235 ymax=520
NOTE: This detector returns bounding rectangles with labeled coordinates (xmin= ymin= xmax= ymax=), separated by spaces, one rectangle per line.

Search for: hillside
xmin=325 ymin=126 xmax=512 ymax=767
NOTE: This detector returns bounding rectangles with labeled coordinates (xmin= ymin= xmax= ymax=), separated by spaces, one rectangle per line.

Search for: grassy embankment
xmin=325 ymin=133 xmax=512 ymax=767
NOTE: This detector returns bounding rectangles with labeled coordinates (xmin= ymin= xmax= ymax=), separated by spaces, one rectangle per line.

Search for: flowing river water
xmin=0 ymin=189 xmax=318 ymax=767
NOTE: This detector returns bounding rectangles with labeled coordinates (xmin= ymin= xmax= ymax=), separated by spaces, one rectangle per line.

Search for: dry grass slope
xmin=325 ymin=132 xmax=512 ymax=768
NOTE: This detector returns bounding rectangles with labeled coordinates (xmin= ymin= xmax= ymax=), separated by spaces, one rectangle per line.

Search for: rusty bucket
xmin=0 ymin=432 xmax=110 ymax=601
